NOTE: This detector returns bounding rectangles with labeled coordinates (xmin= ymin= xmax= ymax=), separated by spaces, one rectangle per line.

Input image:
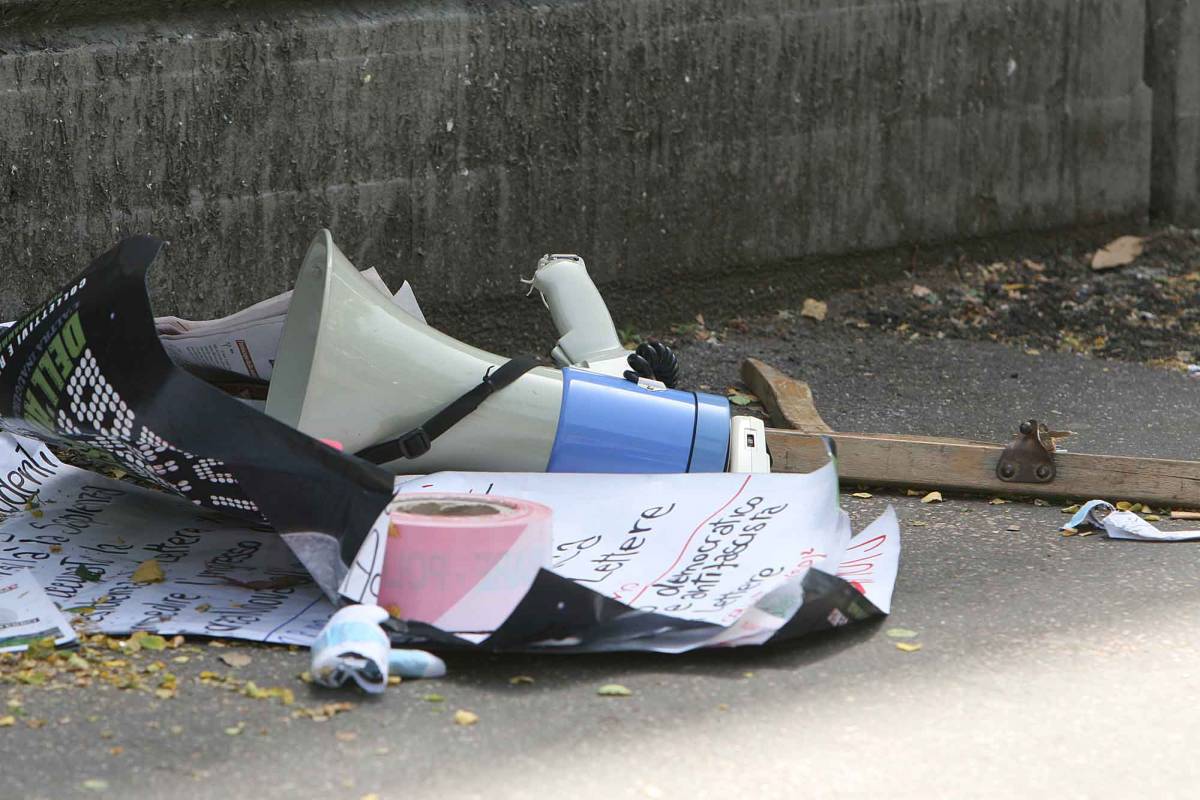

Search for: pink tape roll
xmin=378 ymin=493 xmax=553 ymax=634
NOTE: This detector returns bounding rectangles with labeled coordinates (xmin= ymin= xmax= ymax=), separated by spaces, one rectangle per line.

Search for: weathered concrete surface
xmin=0 ymin=0 xmax=1152 ymax=320
xmin=1147 ymin=0 xmax=1200 ymax=222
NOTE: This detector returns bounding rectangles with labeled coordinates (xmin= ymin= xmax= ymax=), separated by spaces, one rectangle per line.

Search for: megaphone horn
xmin=265 ymin=230 xmax=731 ymax=474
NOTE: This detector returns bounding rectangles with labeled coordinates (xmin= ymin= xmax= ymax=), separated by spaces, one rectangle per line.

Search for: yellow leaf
xmin=509 ymin=675 xmax=535 ymax=685
xmin=894 ymin=642 xmax=923 ymax=652
xmin=1062 ymin=504 xmax=1081 ymax=514
xmin=0 ymin=716 xmax=14 ymax=727
xmin=1116 ymin=501 xmax=1133 ymax=510
xmin=1091 ymin=235 xmax=1144 ymax=270
xmin=989 ymin=498 xmax=1010 ymax=505
xmin=801 ymin=298 xmax=827 ymax=322
xmin=1144 ymin=514 xmax=1162 ymax=522
xmin=597 ymin=683 xmax=633 ymax=697
xmin=131 ymin=559 xmax=165 ymax=584
xmin=454 ymin=709 xmax=479 ymax=726
xmin=920 ymin=491 xmax=943 ymax=504
xmin=850 ymin=492 xmax=873 ymax=499
xmin=137 ymin=633 xmax=167 ymax=651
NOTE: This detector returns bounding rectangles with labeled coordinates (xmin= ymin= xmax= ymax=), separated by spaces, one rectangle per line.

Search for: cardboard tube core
xmin=390 ymin=498 xmax=513 ymax=517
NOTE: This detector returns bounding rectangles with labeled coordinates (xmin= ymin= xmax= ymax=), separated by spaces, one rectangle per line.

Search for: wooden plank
xmin=740 ymin=358 xmax=832 ymax=432
xmin=766 ymin=429 xmax=1200 ymax=507
xmin=743 ymin=357 xmax=1200 ymax=507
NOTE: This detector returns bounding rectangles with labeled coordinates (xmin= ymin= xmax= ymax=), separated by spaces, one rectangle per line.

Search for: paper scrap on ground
xmin=393 ymin=464 xmax=900 ymax=651
xmin=1062 ymin=500 xmax=1200 ymax=541
xmin=0 ymin=433 xmax=334 ymax=645
xmin=0 ymin=569 xmax=76 ymax=652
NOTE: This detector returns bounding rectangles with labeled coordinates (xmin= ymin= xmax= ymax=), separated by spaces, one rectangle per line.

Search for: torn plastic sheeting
xmin=0 ymin=236 xmax=396 ymax=590
xmin=1063 ymin=501 xmax=1200 ymax=541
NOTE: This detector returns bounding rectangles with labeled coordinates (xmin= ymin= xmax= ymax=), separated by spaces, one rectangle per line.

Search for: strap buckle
xmin=393 ymin=427 xmax=432 ymax=460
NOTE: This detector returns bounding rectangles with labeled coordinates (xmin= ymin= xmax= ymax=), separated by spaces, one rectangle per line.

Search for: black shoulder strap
xmin=354 ymin=356 xmax=541 ymax=465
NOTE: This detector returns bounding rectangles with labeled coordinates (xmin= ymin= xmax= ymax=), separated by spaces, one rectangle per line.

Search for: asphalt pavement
xmin=6 ymin=325 xmax=1200 ymax=800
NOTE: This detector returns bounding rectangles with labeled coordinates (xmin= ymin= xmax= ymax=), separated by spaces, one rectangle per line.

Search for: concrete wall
xmin=0 ymin=0 xmax=1154 ymax=319
xmin=1147 ymin=0 xmax=1200 ymax=222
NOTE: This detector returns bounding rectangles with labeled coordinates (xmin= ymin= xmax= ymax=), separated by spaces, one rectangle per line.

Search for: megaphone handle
xmin=354 ymin=357 xmax=541 ymax=465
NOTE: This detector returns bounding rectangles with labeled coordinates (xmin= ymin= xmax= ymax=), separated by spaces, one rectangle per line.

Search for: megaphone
xmin=264 ymin=231 xmax=733 ymax=474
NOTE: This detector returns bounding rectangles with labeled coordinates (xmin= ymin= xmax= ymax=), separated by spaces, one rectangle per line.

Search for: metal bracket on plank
xmin=996 ymin=419 xmax=1060 ymax=484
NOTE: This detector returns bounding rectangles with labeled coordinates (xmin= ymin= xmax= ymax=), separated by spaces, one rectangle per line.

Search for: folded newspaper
xmin=156 ymin=268 xmax=423 ymax=384
xmin=0 ymin=236 xmax=900 ymax=652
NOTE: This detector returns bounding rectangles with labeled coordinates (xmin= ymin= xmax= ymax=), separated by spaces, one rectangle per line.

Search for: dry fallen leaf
xmin=801 ymin=298 xmax=828 ymax=322
xmin=82 ymin=779 xmax=109 ymax=792
xmin=894 ymin=642 xmax=923 ymax=653
xmin=597 ymin=683 xmax=633 ymax=697
xmin=909 ymin=520 xmax=928 ymax=527
xmin=920 ymin=491 xmax=943 ymax=504
xmin=989 ymin=498 xmax=1010 ymax=505
xmin=850 ymin=492 xmax=873 ymax=499
xmin=1006 ymin=524 xmax=1021 ymax=532
xmin=911 ymin=284 xmax=933 ymax=299
xmin=509 ymin=675 xmax=535 ymax=685
xmin=131 ymin=559 xmax=165 ymax=584
xmin=219 ymin=652 xmax=252 ymax=669
xmin=1091 ymin=235 xmax=1144 ymax=270
xmin=886 ymin=628 xmax=919 ymax=639
xmin=454 ymin=709 xmax=479 ymax=726
xmin=224 ymin=722 xmax=246 ymax=736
